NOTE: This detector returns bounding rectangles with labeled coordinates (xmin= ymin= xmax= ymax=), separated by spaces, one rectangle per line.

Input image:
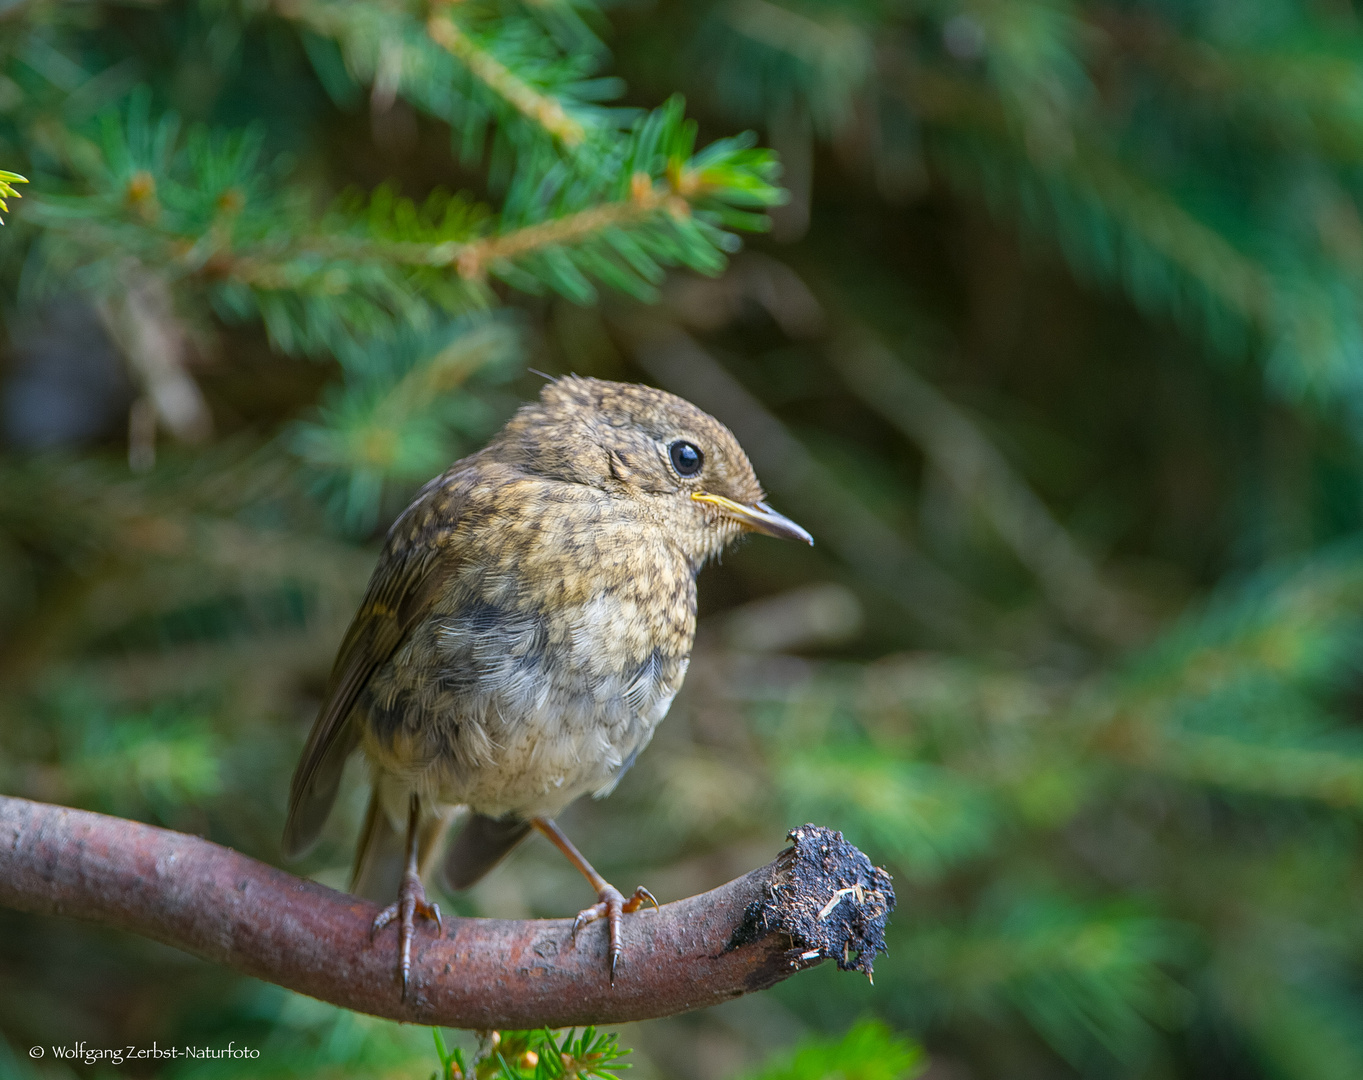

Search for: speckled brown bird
xmin=283 ymin=375 xmax=811 ymax=996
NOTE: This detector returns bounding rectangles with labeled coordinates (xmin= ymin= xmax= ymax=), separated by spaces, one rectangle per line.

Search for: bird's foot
xmin=372 ymin=871 xmax=443 ymax=999
xmin=571 ymin=882 xmax=658 ymax=983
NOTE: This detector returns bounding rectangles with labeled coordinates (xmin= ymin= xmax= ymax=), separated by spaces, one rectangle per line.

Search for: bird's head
xmin=490 ymin=375 xmax=811 ymax=564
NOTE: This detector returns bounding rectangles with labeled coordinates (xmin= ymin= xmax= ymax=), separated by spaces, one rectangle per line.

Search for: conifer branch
xmin=0 ymin=169 xmax=26 ymax=223
xmin=449 ymin=178 xmax=676 ymax=280
xmin=280 ymin=0 xmax=607 ymax=168
xmin=39 ymin=179 xmax=707 ymax=292
xmin=426 ymin=13 xmax=586 ymax=148
xmin=26 ymin=95 xmax=781 ymax=351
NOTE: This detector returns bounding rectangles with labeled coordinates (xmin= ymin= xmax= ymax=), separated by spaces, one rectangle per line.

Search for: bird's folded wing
xmin=282 ymin=477 xmax=465 ymax=858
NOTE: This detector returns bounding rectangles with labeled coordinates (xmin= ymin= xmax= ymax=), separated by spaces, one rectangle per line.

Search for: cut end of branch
xmin=729 ymin=825 xmax=895 ymax=977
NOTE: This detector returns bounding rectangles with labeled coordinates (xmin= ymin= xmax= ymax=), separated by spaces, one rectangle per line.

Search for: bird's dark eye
xmin=669 ymin=440 xmax=704 ymax=477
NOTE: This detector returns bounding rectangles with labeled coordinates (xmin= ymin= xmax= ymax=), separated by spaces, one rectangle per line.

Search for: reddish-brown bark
xmin=0 ymin=796 xmax=892 ymax=1028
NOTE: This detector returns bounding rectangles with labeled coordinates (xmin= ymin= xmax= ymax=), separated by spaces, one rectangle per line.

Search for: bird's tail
xmin=442 ymin=813 xmax=532 ymax=891
xmin=351 ymin=788 xmax=452 ymax=903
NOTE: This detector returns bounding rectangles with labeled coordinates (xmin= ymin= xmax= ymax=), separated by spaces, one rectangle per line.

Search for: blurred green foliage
xmin=736 ymin=1020 xmax=926 ymax=1080
xmin=7 ymin=0 xmax=1363 ymax=1079
xmin=430 ymin=1027 xmax=631 ymax=1080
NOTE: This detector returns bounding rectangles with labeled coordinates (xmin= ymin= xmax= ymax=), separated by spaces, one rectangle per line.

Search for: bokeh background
xmin=6 ymin=1 xmax=1363 ymax=1077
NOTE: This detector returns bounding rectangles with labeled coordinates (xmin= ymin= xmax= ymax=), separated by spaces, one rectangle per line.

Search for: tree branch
xmin=426 ymin=14 xmax=586 ymax=147
xmin=0 ymin=795 xmax=894 ymax=1028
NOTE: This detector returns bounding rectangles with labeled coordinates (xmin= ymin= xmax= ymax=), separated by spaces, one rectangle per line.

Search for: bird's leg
xmin=531 ymin=817 xmax=657 ymax=982
xmin=371 ymin=794 xmax=443 ymax=999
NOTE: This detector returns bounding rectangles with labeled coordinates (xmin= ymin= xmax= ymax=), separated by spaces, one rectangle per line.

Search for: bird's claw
xmin=570 ymin=883 xmax=656 ymax=984
xmin=371 ymin=871 xmax=442 ymax=999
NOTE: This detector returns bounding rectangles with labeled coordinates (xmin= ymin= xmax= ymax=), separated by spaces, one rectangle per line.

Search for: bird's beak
xmin=691 ymin=492 xmax=813 ymax=545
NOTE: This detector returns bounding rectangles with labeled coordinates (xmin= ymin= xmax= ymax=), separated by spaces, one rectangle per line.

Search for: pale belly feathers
xmin=360 ymin=584 xmax=691 ymax=823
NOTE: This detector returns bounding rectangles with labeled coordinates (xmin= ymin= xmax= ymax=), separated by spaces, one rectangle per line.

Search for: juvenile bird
xmin=283 ymin=375 xmax=811 ymax=996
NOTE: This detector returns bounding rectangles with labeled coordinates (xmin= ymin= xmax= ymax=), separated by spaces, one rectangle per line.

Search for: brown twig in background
xmin=0 ymin=795 xmax=893 ymax=1028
